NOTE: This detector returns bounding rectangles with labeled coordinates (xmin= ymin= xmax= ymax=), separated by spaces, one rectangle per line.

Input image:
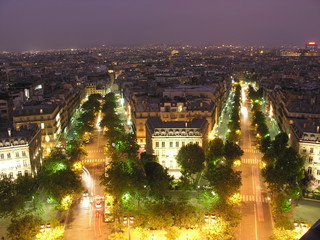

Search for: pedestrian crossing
xmin=241 ymin=194 xmax=270 ymax=203
xmin=242 ymin=148 xmax=260 ymax=153
xmin=82 ymin=159 xmax=105 ymax=163
xmin=86 ymin=149 xmax=104 ymax=154
xmin=241 ymin=158 xmax=260 ymax=164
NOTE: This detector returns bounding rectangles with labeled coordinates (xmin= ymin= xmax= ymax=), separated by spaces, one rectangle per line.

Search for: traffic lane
xmin=238 ymin=202 xmax=258 ymax=240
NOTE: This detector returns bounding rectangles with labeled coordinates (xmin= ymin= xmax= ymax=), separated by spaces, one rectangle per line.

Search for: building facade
xmin=146 ymin=117 xmax=208 ymax=178
xmin=0 ymin=124 xmax=42 ymax=179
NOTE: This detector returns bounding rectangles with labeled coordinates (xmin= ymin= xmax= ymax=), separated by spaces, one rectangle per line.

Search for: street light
xmin=204 ymin=214 xmax=216 ymax=227
xmin=123 ymin=216 xmax=134 ymax=240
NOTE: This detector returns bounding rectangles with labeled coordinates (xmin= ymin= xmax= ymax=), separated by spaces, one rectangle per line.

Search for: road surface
xmin=237 ymin=85 xmax=273 ymax=240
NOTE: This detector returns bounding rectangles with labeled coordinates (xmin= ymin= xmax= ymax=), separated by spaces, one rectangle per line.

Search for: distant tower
xmin=305 ymin=41 xmax=318 ymax=52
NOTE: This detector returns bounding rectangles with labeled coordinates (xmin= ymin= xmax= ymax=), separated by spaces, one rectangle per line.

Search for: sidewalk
xmin=292 ymin=199 xmax=320 ymax=225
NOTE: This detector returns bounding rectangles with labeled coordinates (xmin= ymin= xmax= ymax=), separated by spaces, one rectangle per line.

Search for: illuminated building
xmin=291 ymin=120 xmax=320 ymax=188
xmin=0 ymin=124 xmax=42 ymax=179
xmin=13 ymin=102 xmax=62 ymax=157
xmin=303 ymin=41 xmax=319 ymax=56
xmin=305 ymin=41 xmax=318 ymax=52
xmin=130 ymin=85 xmax=225 ymax=150
xmin=146 ymin=117 xmax=208 ymax=178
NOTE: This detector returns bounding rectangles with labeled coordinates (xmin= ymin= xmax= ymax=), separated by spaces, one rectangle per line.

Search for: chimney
xmin=8 ymin=128 xmax=11 ymax=137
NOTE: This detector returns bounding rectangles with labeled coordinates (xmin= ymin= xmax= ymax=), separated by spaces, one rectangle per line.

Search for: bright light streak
xmin=96 ymin=113 xmax=101 ymax=129
xmin=241 ymin=106 xmax=248 ymax=117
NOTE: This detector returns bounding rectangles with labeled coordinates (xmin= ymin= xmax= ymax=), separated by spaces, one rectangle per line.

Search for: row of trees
xmin=74 ymin=93 xmax=102 ymax=139
xmin=247 ymin=83 xmax=309 ymax=239
xmin=227 ymin=84 xmax=241 ymax=142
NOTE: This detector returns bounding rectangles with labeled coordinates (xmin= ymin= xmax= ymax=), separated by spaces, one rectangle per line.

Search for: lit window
xmin=41 ymin=123 xmax=45 ymax=129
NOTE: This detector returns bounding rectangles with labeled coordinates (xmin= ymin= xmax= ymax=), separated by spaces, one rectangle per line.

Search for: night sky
xmin=0 ymin=0 xmax=319 ymax=51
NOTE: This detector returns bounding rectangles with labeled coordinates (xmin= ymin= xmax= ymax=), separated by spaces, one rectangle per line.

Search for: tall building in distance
xmin=305 ymin=41 xmax=318 ymax=52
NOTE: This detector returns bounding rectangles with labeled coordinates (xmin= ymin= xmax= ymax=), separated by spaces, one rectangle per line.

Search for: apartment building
xmin=146 ymin=117 xmax=208 ymax=178
xmin=0 ymin=124 xmax=42 ymax=179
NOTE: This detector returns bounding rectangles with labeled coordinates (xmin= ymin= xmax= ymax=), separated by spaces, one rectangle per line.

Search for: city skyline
xmin=1 ymin=0 xmax=320 ymax=52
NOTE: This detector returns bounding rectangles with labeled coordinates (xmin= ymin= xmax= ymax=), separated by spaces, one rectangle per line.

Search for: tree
xmin=144 ymin=162 xmax=173 ymax=199
xmin=205 ymin=163 xmax=242 ymax=202
xmin=176 ymin=143 xmax=205 ymax=175
xmin=258 ymin=136 xmax=272 ymax=153
xmin=7 ymin=215 xmax=42 ymax=240
xmin=0 ymin=177 xmax=26 ymax=218
xmin=224 ymin=141 xmax=244 ymax=166
xmin=206 ymin=138 xmax=225 ymax=163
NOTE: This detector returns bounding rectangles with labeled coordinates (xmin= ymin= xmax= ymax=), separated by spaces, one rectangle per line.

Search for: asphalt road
xmin=236 ymin=86 xmax=273 ymax=240
xmin=64 ymin=125 xmax=111 ymax=240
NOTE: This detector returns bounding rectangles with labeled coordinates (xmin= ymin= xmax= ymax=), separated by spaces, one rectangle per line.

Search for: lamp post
xmin=123 ymin=216 xmax=134 ymax=240
xmin=204 ymin=214 xmax=216 ymax=227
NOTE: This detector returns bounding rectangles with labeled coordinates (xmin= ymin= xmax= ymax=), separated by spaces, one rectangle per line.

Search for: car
xmin=83 ymin=189 xmax=89 ymax=197
xmin=95 ymin=201 xmax=102 ymax=209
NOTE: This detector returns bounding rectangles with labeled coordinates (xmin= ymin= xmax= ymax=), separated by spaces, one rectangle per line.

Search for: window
xmin=16 ymin=160 xmax=21 ymax=168
xmin=0 ymin=154 xmax=3 ymax=159
xmin=176 ymin=142 xmax=179 ymax=148
xmin=302 ymin=148 xmax=307 ymax=153
xmin=7 ymin=153 xmax=11 ymax=158
xmin=317 ymin=170 xmax=320 ymax=175
xmin=162 ymin=161 xmax=166 ymax=167
xmin=170 ymin=142 xmax=173 ymax=148
xmin=182 ymin=142 xmax=185 ymax=146
xmin=170 ymin=161 xmax=173 ymax=169
xmin=310 ymin=148 xmax=314 ymax=154
xmin=162 ymin=142 xmax=165 ymax=148
xmin=156 ymin=142 xmax=159 ymax=148
xmin=15 ymin=152 xmax=19 ymax=158
xmin=307 ymin=167 xmax=312 ymax=175
xmin=24 ymin=170 xmax=28 ymax=176
xmin=23 ymin=160 xmax=27 ymax=166
xmin=18 ymin=171 xmax=22 ymax=176
xmin=161 ymin=150 xmax=165 ymax=156
xmin=196 ymin=141 xmax=200 ymax=145
xmin=9 ymin=172 xmax=13 ymax=179
xmin=22 ymin=151 xmax=26 ymax=157
xmin=309 ymin=157 xmax=313 ymax=164
xmin=41 ymin=123 xmax=45 ymax=129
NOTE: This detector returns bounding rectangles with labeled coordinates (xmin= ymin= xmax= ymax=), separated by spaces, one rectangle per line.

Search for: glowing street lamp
xmin=123 ymin=216 xmax=134 ymax=240
xmin=205 ymin=214 xmax=216 ymax=227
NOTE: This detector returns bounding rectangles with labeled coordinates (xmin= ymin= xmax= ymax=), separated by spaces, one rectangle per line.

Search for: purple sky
xmin=0 ymin=0 xmax=319 ymax=51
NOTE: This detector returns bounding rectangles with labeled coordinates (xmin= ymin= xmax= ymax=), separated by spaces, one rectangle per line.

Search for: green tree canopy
xmin=7 ymin=215 xmax=42 ymax=240
xmin=144 ymin=162 xmax=173 ymax=199
xmin=176 ymin=143 xmax=205 ymax=175
xmin=205 ymin=163 xmax=242 ymax=202
xmin=206 ymin=138 xmax=225 ymax=163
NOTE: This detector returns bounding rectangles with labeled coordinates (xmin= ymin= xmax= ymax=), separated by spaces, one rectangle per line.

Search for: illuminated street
xmin=236 ymin=85 xmax=273 ymax=240
xmin=64 ymin=123 xmax=110 ymax=240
